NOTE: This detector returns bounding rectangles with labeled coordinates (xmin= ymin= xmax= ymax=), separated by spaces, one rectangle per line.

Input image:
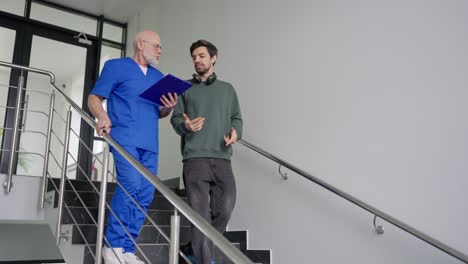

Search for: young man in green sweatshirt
xmin=170 ymin=40 xmax=243 ymax=264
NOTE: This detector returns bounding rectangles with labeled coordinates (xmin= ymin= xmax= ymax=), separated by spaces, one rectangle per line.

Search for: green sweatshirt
xmin=170 ymin=78 xmax=243 ymax=160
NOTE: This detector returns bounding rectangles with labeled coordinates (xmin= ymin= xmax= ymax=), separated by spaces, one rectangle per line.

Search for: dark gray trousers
xmin=183 ymin=158 xmax=237 ymax=264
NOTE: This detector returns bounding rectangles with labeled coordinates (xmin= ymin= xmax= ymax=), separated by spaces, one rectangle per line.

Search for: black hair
xmin=190 ymin=40 xmax=218 ymax=58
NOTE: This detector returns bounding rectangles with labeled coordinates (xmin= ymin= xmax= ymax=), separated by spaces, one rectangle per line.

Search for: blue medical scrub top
xmin=91 ymin=57 xmax=164 ymax=153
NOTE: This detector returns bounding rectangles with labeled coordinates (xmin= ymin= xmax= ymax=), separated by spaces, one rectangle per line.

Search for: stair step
xmin=62 ymin=207 xmax=191 ymax=226
xmin=224 ymin=231 xmax=247 ymax=251
xmin=48 ymin=178 xmax=117 ymax=193
xmin=72 ymin=224 xmax=192 ymax=245
xmin=83 ymin=243 xmax=241 ymax=264
xmin=48 ymin=178 xmax=271 ymax=263
xmin=47 ymin=178 xmax=186 ymax=197
xmin=72 ymin=226 xmax=250 ymax=248
xmin=245 ymin=250 xmax=271 ymax=264
xmin=54 ymin=190 xmax=186 ymax=210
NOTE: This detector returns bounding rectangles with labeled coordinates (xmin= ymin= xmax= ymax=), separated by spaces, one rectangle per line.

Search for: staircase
xmin=44 ymin=178 xmax=271 ymax=264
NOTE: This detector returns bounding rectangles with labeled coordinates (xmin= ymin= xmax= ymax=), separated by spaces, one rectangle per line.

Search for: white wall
xmin=0 ymin=174 xmax=45 ymax=221
xmin=127 ymin=0 xmax=468 ymax=263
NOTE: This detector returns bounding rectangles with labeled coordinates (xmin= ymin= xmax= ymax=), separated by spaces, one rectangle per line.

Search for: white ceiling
xmin=45 ymin=0 xmax=145 ymax=23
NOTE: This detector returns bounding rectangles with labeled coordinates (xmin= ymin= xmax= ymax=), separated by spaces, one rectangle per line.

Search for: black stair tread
xmin=49 ymin=179 xmax=271 ymax=263
xmin=62 ymin=207 xmax=191 ymax=226
xmin=71 ymin=225 xmax=248 ymax=249
xmin=73 ymin=228 xmax=262 ymax=250
xmin=48 ymin=178 xmax=186 ymax=197
xmin=48 ymin=178 xmax=117 ymax=192
xmin=224 ymin=230 xmax=247 ymax=251
xmin=83 ymin=244 xmax=169 ymax=264
xmin=245 ymin=250 xmax=271 ymax=264
xmin=77 ymin=242 xmax=241 ymax=247
xmin=82 ymin=242 xmax=269 ymax=264
xmin=71 ymin=224 xmax=192 ymax=245
xmin=54 ymin=190 xmax=186 ymax=210
xmin=83 ymin=243 xmax=242 ymax=264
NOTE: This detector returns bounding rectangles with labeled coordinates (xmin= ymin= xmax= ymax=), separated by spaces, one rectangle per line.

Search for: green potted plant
xmin=0 ymin=127 xmax=30 ymax=172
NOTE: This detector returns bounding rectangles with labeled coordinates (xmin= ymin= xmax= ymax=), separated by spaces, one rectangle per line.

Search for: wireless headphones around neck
xmin=192 ymin=72 xmax=217 ymax=85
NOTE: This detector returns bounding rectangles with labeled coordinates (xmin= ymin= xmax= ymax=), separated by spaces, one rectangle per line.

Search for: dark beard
xmin=195 ymin=68 xmax=208 ymax=75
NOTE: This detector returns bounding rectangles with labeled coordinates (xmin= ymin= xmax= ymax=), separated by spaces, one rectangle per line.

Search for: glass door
xmin=0 ymin=1 xmax=126 ymax=182
xmin=0 ymin=26 xmax=17 ymax=168
xmin=17 ymin=35 xmax=89 ymax=179
xmin=0 ymin=20 xmax=98 ymax=180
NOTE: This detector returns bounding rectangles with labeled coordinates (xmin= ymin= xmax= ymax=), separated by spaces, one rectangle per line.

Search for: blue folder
xmin=139 ymin=74 xmax=192 ymax=104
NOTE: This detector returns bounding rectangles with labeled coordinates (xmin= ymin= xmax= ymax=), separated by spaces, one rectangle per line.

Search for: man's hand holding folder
xmin=159 ymin=92 xmax=178 ymax=118
xmin=139 ymin=74 xmax=192 ymax=105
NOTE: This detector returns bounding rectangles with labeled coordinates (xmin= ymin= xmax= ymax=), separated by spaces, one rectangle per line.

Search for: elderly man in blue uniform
xmin=88 ymin=30 xmax=178 ymax=264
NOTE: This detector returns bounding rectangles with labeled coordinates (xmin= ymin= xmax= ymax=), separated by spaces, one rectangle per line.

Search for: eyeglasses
xmin=142 ymin=40 xmax=162 ymax=50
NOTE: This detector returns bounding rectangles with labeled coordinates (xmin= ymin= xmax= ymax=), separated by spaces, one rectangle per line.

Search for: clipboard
xmin=139 ymin=74 xmax=192 ymax=104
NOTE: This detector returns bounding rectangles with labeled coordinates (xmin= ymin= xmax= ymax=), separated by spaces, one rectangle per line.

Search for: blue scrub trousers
xmin=105 ymin=146 xmax=158 ymax=253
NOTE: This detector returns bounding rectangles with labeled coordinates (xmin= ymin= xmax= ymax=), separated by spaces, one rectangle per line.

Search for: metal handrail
xmin=4 ymin=72 xmax=24 ymax=192
xmin=0 ymin=61 xmax=56 ymax=82
xmin=15 ymin=151 xmax=45 ymax=159
xmin=0 ymin=105 xmax=50 ymax=119
xmin=48 ymin=150 xmax=63 ymax=171
xmin=0 ymin=83 xmax=53 ymax=97
xmin=238 ymin=139 xmax=468 ymax=263
xmin=50 ymin=130 xmax=65 ymax=147
xmin=69 ymin=126 xmax=103 ymax=165
xmin=0 ymin=60 xmax=254 ymax=264
xmin=1 ymin=126 xmax=48 ymax=138
xmin=53 ymin=109 xmax=67 ymax=124
xmin=0 ymin=83 xmax=18 ymax=89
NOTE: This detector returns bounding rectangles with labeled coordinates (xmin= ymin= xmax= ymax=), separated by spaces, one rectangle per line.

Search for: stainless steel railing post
xmin=40 ymin=92 xmax=55 ymax=208
xmin=3 ymin=72 xmax=24 ymax=193
xmin=95 ymin=144 xmax=110 ymax=264
xmin=169 ymin=208 xmax=181 ymax=264
xmin=55 ymin=109 xmax=72 ymax=245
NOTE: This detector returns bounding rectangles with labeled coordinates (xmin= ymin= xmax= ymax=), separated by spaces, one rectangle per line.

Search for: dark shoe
xmin=180 ymin=242 xmax=193 ymax=255
xmin=180 ymin=255 xmax=214 ymax=264
xmin=179 ymin=242 xmax=194 ymax=264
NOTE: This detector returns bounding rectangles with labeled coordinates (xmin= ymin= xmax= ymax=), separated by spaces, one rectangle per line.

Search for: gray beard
xmin=143 ymin=50 xmax=159 ymax=67
xmin=146 ymin=57 xmax=159 ymax=67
